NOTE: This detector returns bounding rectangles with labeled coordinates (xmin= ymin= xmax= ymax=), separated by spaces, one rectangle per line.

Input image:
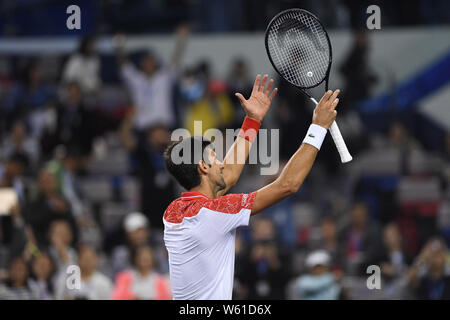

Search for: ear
xmin=197 ymin=160 xmax=209 ymax=175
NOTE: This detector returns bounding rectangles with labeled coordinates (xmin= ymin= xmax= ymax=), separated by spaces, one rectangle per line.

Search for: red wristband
xmin=238 ymin=117 xmax=261 ymax=143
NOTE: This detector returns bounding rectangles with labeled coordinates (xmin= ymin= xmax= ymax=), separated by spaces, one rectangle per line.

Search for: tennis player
xmin=163 ymin=74 xmax=340 ymax=299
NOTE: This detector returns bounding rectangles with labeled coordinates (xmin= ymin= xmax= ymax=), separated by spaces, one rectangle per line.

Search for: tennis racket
xmin=265 ymin=8 xmax=353 ymax=163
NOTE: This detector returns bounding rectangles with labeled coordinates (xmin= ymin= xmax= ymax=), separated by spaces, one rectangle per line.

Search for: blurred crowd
xmin=0 ymin=24 xmax=449 ymax=300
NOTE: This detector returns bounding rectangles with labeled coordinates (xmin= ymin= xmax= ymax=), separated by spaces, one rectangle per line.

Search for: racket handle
xmin=310 ymin=98 xmax=353 ymax=163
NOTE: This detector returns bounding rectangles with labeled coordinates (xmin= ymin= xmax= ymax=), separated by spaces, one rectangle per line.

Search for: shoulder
xmin=163 ymin=197 xmax=207 ymax=224
xmin=93 ymin=272 xmax=113 ymax=286
xmin=205 ymin=192 xmax=257 ymax=213
xmin=163 ymin=192 xmax=257 ymax=224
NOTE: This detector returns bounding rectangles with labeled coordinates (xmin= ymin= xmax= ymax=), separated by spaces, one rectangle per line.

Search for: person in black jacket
xmin=408 ymin=238 xmax=450 ymax=300
xmin=24 ymin=168 xmax=77 ymax=248
xmin=120 ymin=108 xmax=176 ymax=230
xmin=41 ymin=81 xmax=98 ymax=159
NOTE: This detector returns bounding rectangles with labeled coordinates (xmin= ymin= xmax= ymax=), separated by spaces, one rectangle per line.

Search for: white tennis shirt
xmin=163 ymin=191 xmax=256 ymax=300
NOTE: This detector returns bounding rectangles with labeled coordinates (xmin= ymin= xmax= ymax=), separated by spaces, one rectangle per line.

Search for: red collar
xmin=181 ymin=191 xmax=210 ymax=199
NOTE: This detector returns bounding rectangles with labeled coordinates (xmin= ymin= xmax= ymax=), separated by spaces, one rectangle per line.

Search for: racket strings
xmin=267 ymin=10 xmax=330 ymax=88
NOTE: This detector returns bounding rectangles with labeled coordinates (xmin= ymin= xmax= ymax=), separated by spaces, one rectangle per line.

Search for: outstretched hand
xmin=235 ymin=74 xmax=278 ymax=122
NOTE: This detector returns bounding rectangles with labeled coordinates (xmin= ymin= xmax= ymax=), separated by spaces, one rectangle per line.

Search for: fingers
xmin=264 ymin=79 xmax=274 ymax=95
xmin=329 ymin=90 xmax=340 ymax=111
xmin=235 ymin=93 xmax=246 ymax=105
xmin=319 ymin=90 xmax=340 ymax=109
xmin=269 ymin=87 xmax=278 ymax=102
xmin=319 ymin=90 xmax=333 ymax=105
xmin=329 ymin=89 xmax=340 ymax=103
xmin=330 ymin=97 xmax=339 ymax=110
xmin=259 ymin=74 xmax=269 ymax=91
xmin=252 ymin=74 xmax=277 ymax=99
xmin=252 ymin=74 xmax=261 ymax=93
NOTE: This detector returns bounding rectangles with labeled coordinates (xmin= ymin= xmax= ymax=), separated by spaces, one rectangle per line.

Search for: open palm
xmin=235 ymin=74 xmax=278 ymax=122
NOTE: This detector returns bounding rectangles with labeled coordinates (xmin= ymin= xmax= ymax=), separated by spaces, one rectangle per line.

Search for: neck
xmin=81 ymin=270 xmax=94 ymax=280
xmin=138 ymin=269 xmax=151 ymax=277
xmin=190 ymin=182 xmax=217 ymax=199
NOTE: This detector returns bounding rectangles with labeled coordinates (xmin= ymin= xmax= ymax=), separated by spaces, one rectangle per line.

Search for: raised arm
xmin=119 ymin=107 xmax=137 ymax=151
xmin=218 ymin=74 xmax=278 ymax=196
xmin=170 ymin=25 xmax=189 ymax=71
xmin=251 ymin=89 xmax=340 ymax=214
xmin=112 ymin=33 xmax=128 ymax=66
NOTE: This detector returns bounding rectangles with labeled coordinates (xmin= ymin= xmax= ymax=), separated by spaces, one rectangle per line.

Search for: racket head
xmin=265 ymin=8 xmax=333 ymax=90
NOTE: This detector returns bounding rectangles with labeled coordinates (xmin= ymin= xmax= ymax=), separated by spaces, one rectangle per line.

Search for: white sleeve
xmin=121 ymin=63 xmax=145 ymax=90
xmin=205 ymin=192 xmax=256 ymax=233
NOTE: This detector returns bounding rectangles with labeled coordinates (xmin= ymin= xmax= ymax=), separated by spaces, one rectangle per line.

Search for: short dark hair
xmin=164 ymin=136 xmax=213 ymax=190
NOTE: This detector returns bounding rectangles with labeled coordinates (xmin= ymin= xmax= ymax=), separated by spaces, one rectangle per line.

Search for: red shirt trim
xmin=181 ymin=191 xmax=210 ymax=199
xmin=163 ymin=192 xmax=257 ymax=224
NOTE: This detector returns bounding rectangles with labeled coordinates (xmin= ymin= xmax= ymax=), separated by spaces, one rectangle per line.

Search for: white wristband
xmin=302 ymin=124 xmax=327 ymax=150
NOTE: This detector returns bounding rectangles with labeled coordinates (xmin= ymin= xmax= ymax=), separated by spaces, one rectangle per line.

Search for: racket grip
xmin=310 ymin=98 xmax=353 ymax=163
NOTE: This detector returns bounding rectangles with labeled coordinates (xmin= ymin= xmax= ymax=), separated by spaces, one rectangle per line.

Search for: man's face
xmin=350 ymin=203 xmax=367 ymax=229
xmin=10 ymin=258 xmax=28 ymax=284
xmin=147 ymin=126 xmax=170 ymax=151
xmin=135 ymin=247 xmax=154 ymax=271
xmin=38 ymin=170 xmax=57 ymax=195
xmin=205 ymin=147 xmax=226 ymax=192
xmin=321 ymin=219 xmax=336 ymax=241
xmin=311 ymin=265 xmax=329 ymax=276
xmin=32 ymin=254 xmax=53 ymax=280
xmin=127 ymin=227 xmax=149 ymax=246
xmin=78 ymin=247 xmax=98 ymax=274
xmin=141 ymin=56 xmax=157 ymax=76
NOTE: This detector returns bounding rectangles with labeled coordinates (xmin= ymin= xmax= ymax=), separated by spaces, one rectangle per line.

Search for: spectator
xmin=48 ymin=220 xmax=77 ymax=270
xmin=184 ymin=78 xmax=234 ymax=138
xmin=310 ymin=216 xmax=344 ymax=273
xmin=5 ymin=61 xmax=55 ymax=132
xmin=290 ymin=250 xmax=341 ymax=300
xmin=24 ymin=169 xmax=77 ymax=248
xmin=120 ymin=109 xmax=176 ymax=230
xmin=29 ymin=252 xmax=55 ymax=300
xmin=62 ymin=36 xmax=101 ymax=94
xmin=112 ymin=245 xmax=171 ymax=300
xmin=114 ymin=26 xmax=189 ymax=130
xmin=0 ymin=256 xmax=35 ymax=299
xmin=380 ymin=223 xmax=410 ymax=281
xmin=339 ymin=30 xmax=377 ymax=113
xmin=55 ymin=245 xmax=112 ymax=300
xmin=338 ymin=202 xmax=383 ymax=275
xmin=377 ymin=223 xmax=412 ymax=299
xmin=45 ymin=146 xmax=85 ymax=220
xmin=237 ymin=217 xmax=291 ymax=299
xmin=41 ymin=81 xmax=98 ymax=159
xmin=110 ymin=212 xmax=167 ymax=276
xmin=0 ymin=154 xmax=29 ymax=258
xmin=0 ymin=152 xmax=29 ymax=203
xmin=408 ymin=238 xmax=450 ymax=299
xmin=1 ymin=120 xmax=40 ymax=168
xmin=387 ymin=121 xmax=420 ymax=151
xmin=226 ymin=57 xmax=253 ymax=127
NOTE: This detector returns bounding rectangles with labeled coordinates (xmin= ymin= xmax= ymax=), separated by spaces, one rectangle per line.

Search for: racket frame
xmin=264 ymin=8 xmax=353 ymax=163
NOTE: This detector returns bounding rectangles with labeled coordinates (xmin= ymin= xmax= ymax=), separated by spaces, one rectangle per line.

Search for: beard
xmin=217 ymin=175 xmax=227 ymax=192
